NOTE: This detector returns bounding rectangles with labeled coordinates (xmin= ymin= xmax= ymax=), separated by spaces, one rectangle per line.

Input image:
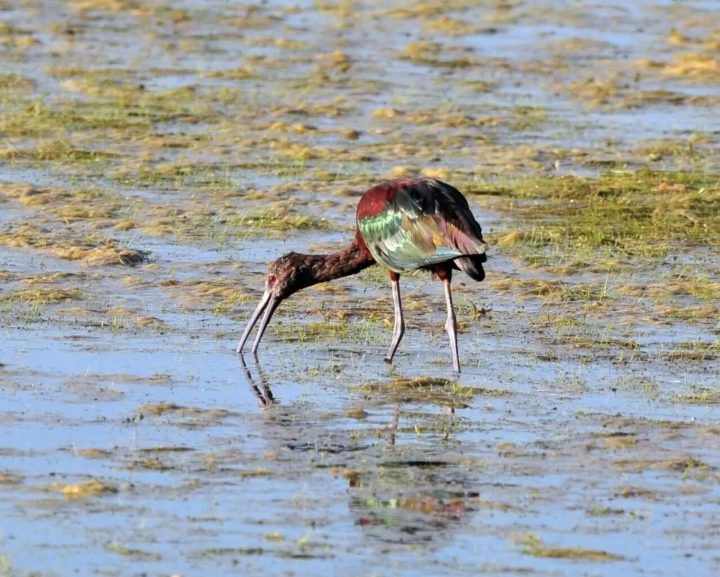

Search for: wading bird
xmin=237 ymin=177 xmax=487 ymax=372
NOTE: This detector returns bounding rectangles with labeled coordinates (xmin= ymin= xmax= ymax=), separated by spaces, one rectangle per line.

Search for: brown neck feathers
xmin=305 ymin=233 xmax=375 ymax=286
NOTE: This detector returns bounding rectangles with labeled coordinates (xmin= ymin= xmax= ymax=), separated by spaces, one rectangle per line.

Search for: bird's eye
xmin=268 ymin=274 xmax=277 ymax=287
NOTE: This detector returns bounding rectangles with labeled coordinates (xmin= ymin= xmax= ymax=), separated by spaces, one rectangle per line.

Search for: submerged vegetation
xmin=519 ymin=534 xmax=624 ymax=562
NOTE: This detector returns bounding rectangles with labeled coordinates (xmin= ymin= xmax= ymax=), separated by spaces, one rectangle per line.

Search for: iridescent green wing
xmin=358 ymin=179 xmax=485 ymax=273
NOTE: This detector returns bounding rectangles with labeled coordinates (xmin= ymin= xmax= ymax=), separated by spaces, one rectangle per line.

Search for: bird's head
xmin=236 ymin=253 xmax=311 ymax=354
xmin=265 ymin=252 xmax=313 ymax=298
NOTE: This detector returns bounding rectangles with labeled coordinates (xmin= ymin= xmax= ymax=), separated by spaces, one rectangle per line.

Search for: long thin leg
xmin=443 ymin=277 xmax=461 ymax=373
xmin=385 ymin=271 xmax=405 ymax=363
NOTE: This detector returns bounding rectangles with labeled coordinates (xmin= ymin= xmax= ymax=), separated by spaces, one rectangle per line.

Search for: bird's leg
xmin=385 ymin=271 xmax=405 ymax=363
xmin=441 ymin=272 xmax=461 ymax=373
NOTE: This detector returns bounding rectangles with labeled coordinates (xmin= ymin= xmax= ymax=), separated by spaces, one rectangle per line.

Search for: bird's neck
xmin=303 ymin=233 xmax=375 ymax=287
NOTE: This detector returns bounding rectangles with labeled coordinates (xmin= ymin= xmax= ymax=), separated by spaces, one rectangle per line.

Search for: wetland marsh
xmin=1 ymin=1 xmax=719 ymax=576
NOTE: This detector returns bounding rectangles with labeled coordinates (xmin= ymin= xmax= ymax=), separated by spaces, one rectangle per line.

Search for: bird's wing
xmin=358 ymin=179 xmax=486 ymax=273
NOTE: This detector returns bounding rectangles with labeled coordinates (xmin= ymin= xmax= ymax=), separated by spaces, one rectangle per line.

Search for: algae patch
xmin=51 ymin=478 xmax=119 ymax=500
xmin=520 ymin=534 xmax=624 ymax=562
xmin=354 ymin=376 xmax=510 ymax=406
xmin=474 ymin=170 xmax=720 ymax=269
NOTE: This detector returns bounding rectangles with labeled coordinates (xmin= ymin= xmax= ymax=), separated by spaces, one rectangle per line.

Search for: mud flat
xmin=1 ymin=1 xmax=718 ymax=576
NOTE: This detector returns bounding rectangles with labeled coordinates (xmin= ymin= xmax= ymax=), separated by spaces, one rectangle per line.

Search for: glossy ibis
xmin=237 ymin=177 xmax=487 ymax=372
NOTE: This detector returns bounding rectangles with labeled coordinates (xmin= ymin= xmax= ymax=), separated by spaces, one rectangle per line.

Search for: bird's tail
xmin=455 ymin=254 xmax=486 ymax=281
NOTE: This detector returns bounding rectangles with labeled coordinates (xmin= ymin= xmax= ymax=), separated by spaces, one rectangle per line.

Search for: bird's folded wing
xmin=359 ymin=187 xmax=485 ymax=273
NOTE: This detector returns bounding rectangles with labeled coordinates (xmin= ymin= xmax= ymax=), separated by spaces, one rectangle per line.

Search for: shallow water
xmin=2 ymin=0 xmax=720 ymax=576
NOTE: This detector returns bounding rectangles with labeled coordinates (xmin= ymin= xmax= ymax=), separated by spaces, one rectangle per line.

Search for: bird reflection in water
xmin=238 ymin=359 xmax=475 ymax=546
xmin=238 ymin=353 xmax=274 ymax=408
xmin=348 ymin=404 xmax=475 ymax=546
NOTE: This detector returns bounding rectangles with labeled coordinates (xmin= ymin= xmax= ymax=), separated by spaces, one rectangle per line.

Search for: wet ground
xmin=1 ymin=1 xmax=719 ymax=576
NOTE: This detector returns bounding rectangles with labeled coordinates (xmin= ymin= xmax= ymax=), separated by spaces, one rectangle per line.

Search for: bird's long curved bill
xmin=236 ymin=290 xmax=280 ymax=354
